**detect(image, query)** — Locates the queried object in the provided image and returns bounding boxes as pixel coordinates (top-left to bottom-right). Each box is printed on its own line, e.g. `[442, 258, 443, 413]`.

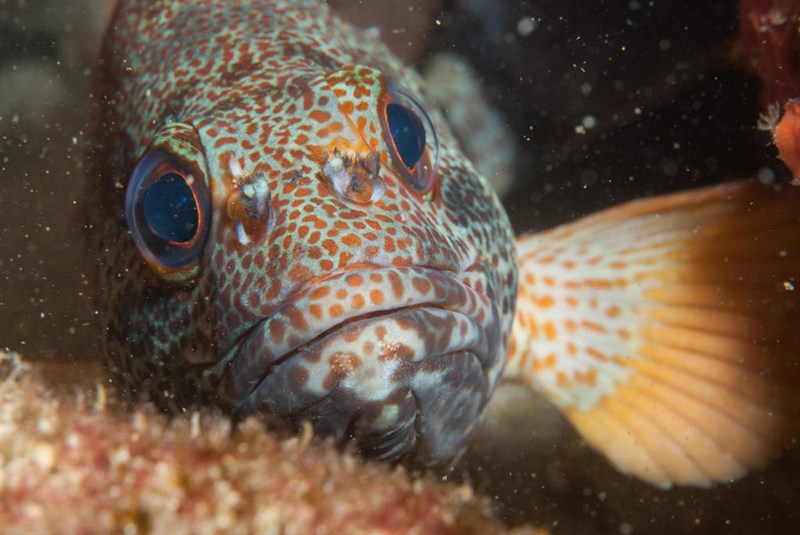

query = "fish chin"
[211, 266, 502, 465]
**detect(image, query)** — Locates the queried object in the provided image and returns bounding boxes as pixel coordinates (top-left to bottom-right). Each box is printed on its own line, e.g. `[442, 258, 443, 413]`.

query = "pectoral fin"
[506, 180, 800, 488]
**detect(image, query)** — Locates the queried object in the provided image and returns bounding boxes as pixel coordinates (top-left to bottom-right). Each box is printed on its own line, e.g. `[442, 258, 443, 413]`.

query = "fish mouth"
[211, 264, 503, 464]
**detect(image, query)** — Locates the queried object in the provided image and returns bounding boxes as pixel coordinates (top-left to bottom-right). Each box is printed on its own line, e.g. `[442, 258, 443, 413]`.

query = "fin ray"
[507, 180, 800, 487]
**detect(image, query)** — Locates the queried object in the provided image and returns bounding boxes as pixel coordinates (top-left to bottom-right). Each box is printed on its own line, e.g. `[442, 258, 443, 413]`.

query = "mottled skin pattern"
[88, 0, 516, 464]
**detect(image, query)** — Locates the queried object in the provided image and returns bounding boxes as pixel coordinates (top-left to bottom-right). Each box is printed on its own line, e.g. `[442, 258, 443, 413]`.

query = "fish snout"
[211, 265, 503, 464]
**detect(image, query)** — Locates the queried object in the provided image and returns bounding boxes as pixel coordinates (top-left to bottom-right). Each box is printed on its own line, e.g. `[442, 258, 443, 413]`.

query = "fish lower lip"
[211, 265, 502, 463]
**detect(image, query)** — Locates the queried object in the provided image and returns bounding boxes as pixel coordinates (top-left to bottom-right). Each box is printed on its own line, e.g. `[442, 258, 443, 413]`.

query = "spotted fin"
[506, 180, 800, 488]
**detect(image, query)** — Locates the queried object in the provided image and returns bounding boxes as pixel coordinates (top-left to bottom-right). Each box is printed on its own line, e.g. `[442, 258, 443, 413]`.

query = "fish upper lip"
[210, 263, 501, 411]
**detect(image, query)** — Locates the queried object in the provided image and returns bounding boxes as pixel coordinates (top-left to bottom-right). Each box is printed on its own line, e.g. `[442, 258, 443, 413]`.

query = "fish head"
[108, 63, 517, 464]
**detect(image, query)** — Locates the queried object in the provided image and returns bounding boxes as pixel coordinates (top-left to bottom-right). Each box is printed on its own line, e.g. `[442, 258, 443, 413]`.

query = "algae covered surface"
[1, 353, 541, 534]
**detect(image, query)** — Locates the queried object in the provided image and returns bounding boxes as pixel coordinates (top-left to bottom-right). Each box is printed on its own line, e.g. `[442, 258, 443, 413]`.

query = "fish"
[87, 0, 800, 488]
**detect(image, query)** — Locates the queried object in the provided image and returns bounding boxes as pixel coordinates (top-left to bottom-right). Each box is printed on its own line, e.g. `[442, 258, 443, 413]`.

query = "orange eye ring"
[125, 150, 211, 276]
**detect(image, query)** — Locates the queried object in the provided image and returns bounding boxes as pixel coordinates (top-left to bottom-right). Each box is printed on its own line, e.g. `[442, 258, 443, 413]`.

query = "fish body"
[90, 0, 800, 485]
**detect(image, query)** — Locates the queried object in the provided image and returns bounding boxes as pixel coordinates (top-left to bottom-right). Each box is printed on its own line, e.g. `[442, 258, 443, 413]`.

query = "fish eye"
[125, 150, 211, 275]
[386, 103, 425, 169]
[382, 83, 439, 192]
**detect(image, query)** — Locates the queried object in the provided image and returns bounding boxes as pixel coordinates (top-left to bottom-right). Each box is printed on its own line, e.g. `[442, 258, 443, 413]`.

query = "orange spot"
[556, 371, 569, 388]
[586, 347, 608, 362]
[336, 288, 347, 299]
[369, 289, 384, 305]
[354, 86, 372, 98]
[309, 110, 331, 123]
[329, 304, 344, 317]
[288, 264, 311, 282]
[286, 307, 308, 331]
[529, 316, 539, 338]
[352, 294, 365, 309]
[524, 272, 536, 285]
[310, 286, 330, 300]
[214, 136, 237, 148]
[542, 276, 556, 287]
[574, 369, 597, 386]
[338, 251, 353, 266]
[309, 304, 323, 319]
[269, 320, 285, 345]
[322, 239, 338, 256]
[606, 305, 622, 318]
[412, 277, 432, 295]
[566, 342, 578, 356]
[617, 328, 632, 340]
[582, 320, 607, 333]
[507, 336, 517, 358]
[388, 271, 404, 299]
[535, 295, 555, 309]
[343, 329, 360, 343]
[342, 233, 361, 248]
[320, 259, 334, 271]
[585, 278, 612, 289]
[544, 353, 557, 367]
[346, 274, 364, 287]
[543, 321, 558, 341]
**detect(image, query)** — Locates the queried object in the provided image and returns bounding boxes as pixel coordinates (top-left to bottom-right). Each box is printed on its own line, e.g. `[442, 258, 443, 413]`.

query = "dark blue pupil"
[143, 172, 198, 243]
[386, 103, 425, 169]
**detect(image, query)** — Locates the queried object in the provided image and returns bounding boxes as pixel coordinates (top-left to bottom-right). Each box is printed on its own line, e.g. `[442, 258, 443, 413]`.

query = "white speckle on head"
[235, 221, 252, 246]
[369, 176, 385, 202]
[323, 155, 349, 193]
[229, 158, 243, 178]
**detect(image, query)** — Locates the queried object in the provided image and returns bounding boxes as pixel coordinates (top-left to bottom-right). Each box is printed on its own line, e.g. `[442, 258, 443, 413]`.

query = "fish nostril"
[324, 148, 385, 204]
[227, 169, 272, 246]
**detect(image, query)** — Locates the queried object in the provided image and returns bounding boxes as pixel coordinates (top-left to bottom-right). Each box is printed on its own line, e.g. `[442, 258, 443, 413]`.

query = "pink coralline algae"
[1, 353, 541, 535]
